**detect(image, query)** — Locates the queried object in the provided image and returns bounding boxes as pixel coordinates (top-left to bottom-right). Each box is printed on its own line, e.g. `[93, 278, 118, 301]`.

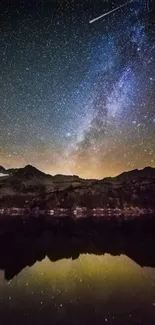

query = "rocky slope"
[0, 165, 155, 211]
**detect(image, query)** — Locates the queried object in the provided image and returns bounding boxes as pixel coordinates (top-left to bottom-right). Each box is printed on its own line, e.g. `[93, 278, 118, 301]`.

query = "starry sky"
[0, 0, 155, 178]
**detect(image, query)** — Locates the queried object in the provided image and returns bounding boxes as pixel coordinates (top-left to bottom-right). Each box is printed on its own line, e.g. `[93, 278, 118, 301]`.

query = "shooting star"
[89, 0, 136, 24]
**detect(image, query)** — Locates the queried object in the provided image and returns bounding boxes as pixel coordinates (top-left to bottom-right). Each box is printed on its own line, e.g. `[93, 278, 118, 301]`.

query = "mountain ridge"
[0, 164, 155, 181]
[0, 164, 155, 211]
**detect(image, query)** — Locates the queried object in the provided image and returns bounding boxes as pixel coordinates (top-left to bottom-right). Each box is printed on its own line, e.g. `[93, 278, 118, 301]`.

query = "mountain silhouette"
[0, 165, 155, 211]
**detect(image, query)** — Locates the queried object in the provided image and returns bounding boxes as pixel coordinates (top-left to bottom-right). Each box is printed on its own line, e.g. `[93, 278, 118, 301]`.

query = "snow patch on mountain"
[0, 173, 9, 177]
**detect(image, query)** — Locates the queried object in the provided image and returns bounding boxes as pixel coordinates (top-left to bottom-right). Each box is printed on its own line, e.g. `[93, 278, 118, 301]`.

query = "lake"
[0, 253, 155, 324]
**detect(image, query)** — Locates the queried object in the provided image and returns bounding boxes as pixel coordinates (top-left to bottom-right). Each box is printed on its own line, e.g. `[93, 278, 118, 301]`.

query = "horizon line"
[0, 164, 154, 180]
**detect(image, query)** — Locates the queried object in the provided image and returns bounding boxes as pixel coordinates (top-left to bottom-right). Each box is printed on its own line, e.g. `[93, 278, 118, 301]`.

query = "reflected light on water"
[0, 254, 155, 324]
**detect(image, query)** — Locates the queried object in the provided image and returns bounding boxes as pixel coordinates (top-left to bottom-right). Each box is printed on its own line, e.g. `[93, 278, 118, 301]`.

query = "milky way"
[0, 0, 155, 178]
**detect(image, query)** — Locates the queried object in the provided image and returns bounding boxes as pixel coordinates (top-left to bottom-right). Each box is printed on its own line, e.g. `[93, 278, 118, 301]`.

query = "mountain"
[12, 164, 49, 179]
[0, 165, 85, 203]
[101, 167, 155, 184]
[0, 164, 84, 183]
[116, 166, 155, 182]
[0, 166, 6, 174]
[0, 165, 155, 212]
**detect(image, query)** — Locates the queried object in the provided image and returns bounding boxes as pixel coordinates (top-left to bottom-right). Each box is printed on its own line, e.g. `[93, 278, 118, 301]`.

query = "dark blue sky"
[0, 0, 155, 178]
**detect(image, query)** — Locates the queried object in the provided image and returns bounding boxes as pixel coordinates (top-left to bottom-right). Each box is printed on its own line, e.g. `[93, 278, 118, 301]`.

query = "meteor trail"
[89, 0, 135, 24]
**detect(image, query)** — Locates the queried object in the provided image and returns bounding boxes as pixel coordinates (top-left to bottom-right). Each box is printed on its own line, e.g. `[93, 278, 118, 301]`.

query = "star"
[0, 0, 154, 178]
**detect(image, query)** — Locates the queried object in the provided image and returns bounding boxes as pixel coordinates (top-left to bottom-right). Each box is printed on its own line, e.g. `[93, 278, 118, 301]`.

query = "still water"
[0, 254, 155, 324]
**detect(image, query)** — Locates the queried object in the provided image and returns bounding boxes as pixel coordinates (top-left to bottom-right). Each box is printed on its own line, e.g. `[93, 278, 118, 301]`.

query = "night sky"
[0, 0, 155, 178]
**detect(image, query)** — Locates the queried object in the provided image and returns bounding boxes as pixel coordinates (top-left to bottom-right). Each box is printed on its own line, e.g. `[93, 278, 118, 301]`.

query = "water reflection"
[0, 254, 155, 325]
[0, 233, 155, 324]
[0, 231, 155, 280]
